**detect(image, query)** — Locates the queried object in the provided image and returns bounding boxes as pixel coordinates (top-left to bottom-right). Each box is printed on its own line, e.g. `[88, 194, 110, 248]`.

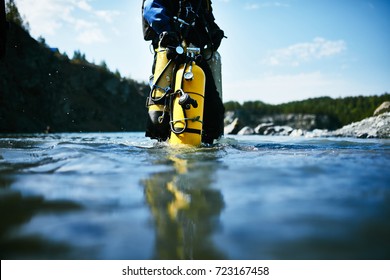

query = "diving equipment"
[146, 43, 175, 140]
[169, 47, 205, 146]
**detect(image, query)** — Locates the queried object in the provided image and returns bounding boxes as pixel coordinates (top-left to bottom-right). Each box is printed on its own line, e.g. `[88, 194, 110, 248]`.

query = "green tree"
[72, 50, 87, 62]
[37, 36, 47, 46]
[114, 69, 121, 79]
[99, 60, 109, 72]
[5, 0, 29, 31]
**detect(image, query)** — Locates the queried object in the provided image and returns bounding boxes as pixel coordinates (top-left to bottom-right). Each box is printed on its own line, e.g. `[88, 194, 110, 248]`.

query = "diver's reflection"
[0, 177, 82, 259]
[143, 152, 225, 259]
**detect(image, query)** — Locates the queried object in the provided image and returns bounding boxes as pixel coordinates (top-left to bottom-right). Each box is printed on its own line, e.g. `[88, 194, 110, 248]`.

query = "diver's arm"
[143, 0, 173, 35]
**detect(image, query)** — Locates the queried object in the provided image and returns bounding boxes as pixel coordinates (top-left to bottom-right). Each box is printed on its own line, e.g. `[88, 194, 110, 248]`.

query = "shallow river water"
[0, 132, 389, 259]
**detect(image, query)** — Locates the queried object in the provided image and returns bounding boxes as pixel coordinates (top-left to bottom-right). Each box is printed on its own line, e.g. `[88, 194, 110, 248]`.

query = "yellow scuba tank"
[146, 44, 175, 140]
[169, 47, 205, 146]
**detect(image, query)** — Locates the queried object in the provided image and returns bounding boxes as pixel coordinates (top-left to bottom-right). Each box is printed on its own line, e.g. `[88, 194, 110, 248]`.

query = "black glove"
[211, 29, 225, 51]
[159, 31, 179, 48]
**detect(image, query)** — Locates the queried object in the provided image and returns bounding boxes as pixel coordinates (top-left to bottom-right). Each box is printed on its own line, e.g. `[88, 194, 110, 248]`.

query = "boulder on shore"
[224, 118, 241, 135]
[374, 101, 390, 116]
[254, 123, 273, 134]
[237, 126, 254, 135]
[329, 112, 390, 138]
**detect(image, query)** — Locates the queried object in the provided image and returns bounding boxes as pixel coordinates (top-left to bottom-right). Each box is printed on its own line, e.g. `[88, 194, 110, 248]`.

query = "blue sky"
[14, 0, 390, 104]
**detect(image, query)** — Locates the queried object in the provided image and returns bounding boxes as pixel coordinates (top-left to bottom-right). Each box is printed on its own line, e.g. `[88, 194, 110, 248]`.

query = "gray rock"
[277, 126, 294, 136]
[254, 123, 274, 134]
[238, 126, 255, 135]
[264, 125, 293, 136]
[224, 111, 236, 126]
[290, 129, 305, 137]
[224, 118, 241, 135]
[374, 101, 390, 116]
[304, 129, 329, 138]
[257, 114, 325, 130]
[329, 112, 390, 138]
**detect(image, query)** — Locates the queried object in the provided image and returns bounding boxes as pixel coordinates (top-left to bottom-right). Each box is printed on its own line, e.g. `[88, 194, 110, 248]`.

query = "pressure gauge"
[184, 72, 194, 81]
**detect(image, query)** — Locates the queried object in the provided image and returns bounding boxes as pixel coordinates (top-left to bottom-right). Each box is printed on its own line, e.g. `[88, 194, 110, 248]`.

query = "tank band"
[184, 128, 202, 135]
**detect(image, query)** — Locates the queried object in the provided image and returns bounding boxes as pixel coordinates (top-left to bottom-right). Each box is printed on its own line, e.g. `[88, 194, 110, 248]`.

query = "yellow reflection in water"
[143, 149, 225, 259]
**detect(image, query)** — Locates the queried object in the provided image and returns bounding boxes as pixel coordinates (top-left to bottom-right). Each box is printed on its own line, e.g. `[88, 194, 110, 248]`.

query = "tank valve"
[179, 92, 198, 109]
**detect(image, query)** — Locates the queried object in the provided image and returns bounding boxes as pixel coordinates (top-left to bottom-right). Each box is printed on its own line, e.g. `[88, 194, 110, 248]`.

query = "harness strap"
[146, 96, 170, 107]
[184, 128, 202, 135]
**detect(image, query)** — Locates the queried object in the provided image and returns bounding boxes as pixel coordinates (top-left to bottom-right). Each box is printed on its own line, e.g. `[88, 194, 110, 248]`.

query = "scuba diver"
[142, 0, 225, 145]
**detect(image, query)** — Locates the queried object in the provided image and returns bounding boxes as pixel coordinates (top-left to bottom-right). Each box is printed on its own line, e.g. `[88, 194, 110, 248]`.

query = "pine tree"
[5, 0, 29, 30]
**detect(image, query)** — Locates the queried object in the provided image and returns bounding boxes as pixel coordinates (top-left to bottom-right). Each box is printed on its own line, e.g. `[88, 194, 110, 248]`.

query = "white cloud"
[77, 28, 107, 44]
[16, 0, 120, 44]
[75, 0, 92, 12]
[94, 10, 120, 23]
[71, 19, 96, 31]
[263, 37, 347, 67]
[16, 0, 74, 35]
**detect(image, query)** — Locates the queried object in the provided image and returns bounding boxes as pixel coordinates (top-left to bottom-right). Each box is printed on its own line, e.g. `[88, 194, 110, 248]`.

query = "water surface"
[0, 133, 389, 259]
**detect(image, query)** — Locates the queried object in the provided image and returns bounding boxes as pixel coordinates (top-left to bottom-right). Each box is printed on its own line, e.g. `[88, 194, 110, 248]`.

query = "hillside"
[0, 23, 149, 133]
[225, 94, 390, 130]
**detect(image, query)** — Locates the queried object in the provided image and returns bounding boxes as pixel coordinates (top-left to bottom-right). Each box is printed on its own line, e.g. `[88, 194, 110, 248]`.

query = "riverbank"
[225, 102, 390, 139]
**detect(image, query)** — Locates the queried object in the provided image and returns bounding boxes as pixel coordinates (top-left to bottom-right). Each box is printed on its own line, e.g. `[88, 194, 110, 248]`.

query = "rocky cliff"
[0, 23, 149, 133]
